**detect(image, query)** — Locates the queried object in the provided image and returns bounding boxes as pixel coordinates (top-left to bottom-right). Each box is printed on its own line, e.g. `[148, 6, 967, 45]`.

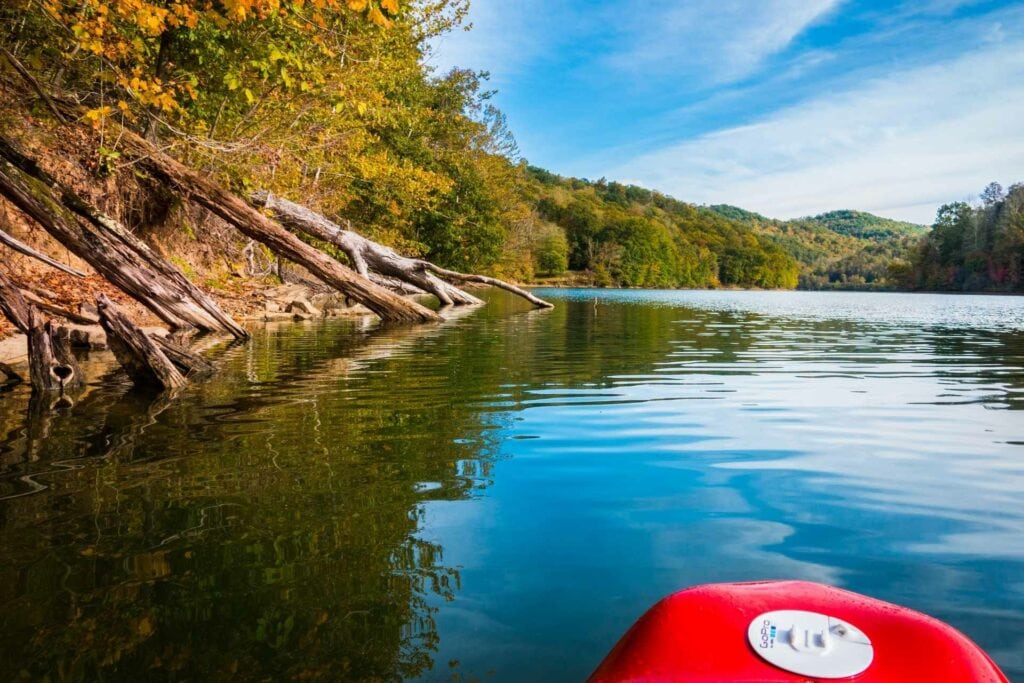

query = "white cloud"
[425, 0, 564, 83]
[608, 0, 843, 83]
[429, 0, 842, 88]
[607, 43, 1024, 223]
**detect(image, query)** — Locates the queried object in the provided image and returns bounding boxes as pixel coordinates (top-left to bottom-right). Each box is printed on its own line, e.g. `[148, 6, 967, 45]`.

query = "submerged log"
[153, 335, 216, 378]
[0, 137, 248, 338]
[96, 293, 185, 391]
[0, 362, 22, 384]
[112, 131, 440, 324]
[251, 192, 553, 309]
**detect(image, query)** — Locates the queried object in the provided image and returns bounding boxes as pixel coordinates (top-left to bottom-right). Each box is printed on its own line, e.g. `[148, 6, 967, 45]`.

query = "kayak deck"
[590, 581, 1008, 682]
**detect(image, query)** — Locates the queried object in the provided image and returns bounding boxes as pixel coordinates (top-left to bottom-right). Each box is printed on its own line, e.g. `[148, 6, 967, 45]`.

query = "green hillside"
[708, 206, 925, 289]
[528, 171, 799, 289]
[811, 210, 927, 240]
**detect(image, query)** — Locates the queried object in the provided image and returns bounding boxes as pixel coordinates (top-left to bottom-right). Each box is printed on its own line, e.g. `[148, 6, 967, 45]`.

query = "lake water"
[1, 289, 1023, 680]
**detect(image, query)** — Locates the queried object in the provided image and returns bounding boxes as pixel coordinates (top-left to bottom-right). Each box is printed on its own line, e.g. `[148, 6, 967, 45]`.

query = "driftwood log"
[96, 293, 185, 391]
[0, 269, 82, 392]
[0, 136, 248, 338]
[109, 130, 441, 324]
[251, 192, 554, 309]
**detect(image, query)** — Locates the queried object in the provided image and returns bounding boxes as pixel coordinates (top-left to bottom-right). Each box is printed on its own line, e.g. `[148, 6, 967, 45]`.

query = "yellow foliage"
[37, 0, 397, 120]
[368, 6, 390, 27]
[83, 106, 113, 127]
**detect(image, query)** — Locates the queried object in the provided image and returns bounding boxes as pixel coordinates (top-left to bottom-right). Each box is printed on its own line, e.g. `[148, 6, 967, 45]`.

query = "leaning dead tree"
[0, 269, 82, 393]
[0, 136, 248, 338]
[251, 192, 554, 309]
[109, 128, 441, 324]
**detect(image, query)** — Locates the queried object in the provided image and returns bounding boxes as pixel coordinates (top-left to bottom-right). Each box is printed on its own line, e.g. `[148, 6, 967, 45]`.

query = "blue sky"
[428, 0, 1024, 223]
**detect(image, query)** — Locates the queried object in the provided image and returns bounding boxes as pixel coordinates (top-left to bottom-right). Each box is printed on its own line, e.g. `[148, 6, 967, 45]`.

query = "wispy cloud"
[607, 42, 1024, 223]
[607, 0, 844, 83]
[425, 0, 567, 83]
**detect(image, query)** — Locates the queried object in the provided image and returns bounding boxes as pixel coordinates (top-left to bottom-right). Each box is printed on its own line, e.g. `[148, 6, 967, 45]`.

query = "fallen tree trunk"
[97, 293, 186, 391]
[111, 132, 441, 324]
[0, 137, 248, 338]
[416, 264, 554, 309]
[251, 192, 482, 307]
[0, 269, 82, 393]
[251, 192, 553, 309]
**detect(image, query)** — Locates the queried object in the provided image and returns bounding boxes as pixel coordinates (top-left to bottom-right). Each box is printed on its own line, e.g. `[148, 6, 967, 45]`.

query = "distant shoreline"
[527, 283, 1024, 297]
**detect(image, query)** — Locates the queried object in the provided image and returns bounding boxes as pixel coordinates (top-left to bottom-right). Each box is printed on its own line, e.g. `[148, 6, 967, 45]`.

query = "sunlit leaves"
[83, 106, 114, 128]
[33, 0, 404, 126]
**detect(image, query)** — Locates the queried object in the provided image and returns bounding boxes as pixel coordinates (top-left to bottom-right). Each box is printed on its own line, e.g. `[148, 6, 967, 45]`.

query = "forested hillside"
[528, 170, 799, 289]
[812, 211, 924, 240]
[710, 206, 925, 289]
[897, 182, 1024, 292]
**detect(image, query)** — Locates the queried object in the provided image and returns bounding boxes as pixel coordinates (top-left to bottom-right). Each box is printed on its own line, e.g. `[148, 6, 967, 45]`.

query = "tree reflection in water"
[0, 314, 495, 681]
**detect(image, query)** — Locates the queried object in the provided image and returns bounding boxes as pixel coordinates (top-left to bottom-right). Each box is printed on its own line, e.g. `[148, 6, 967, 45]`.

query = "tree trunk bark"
[0, 268, 31, 332]
[0, 136, 248, 338]
[111, 132, 440, 324]
[24, 312, 81, 393]
[251, 192, 553, 309]
[0, 269, 81, 393]
[97, 293, 186, 391]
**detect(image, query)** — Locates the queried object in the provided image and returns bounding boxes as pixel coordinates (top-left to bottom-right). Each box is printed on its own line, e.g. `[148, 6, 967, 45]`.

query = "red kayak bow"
[590, 581, 1008, 682]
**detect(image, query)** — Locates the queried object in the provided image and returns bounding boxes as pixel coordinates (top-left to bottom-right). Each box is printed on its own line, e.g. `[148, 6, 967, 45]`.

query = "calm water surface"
[1, 289, 1023, 680]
